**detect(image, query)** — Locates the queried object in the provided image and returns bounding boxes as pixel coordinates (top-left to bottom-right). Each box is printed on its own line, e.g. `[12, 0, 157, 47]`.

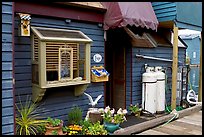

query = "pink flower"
[122, 109, 128, 114]
[111, 119, 115, 123]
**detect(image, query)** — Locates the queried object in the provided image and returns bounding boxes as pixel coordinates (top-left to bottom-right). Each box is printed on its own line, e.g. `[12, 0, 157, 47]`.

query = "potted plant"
[68, 106, 83, 125]
[45, 117, 64, 135]
[99, 106, 127, 133]
[15, 96, 47, 135]
[128, 104, 142, 117]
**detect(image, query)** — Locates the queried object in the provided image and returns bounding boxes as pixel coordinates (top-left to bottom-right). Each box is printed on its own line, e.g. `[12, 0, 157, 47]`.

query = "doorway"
[105, 29, 127, 109]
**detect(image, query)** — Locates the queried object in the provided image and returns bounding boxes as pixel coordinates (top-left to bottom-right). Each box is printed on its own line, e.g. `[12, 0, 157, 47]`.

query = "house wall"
[128, 46, 186, 106]
[184, 37, 200, 65]
[2, 2, 15, 135]
[14, 15, 105, 125]
[176, 2, 202, 29]
[151, 2, 176, 22]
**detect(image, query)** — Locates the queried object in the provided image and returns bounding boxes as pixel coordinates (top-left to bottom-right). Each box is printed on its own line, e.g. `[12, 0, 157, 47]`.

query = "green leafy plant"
[86, 121, 108, 135]
[15, 96, 47, 135]
[68, 106, 83, 125]
[128, 104, 142, 117]
[79, 120, 107, 135]
[46, 117, 62, 127]
[79, 119, 92, 135]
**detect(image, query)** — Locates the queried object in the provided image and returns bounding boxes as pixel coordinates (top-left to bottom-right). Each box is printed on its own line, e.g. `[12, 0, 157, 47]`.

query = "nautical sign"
[93, 54, 102, 63]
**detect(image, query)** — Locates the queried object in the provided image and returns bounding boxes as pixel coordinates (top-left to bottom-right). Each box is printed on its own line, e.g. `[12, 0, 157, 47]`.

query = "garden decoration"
[100, 106, 127, 133]
[84, 92, 102, 108]
[45, 117, 64, 135]
[128, 104, 142, 117]
[84, 92, 103, 123]
[85, 108, 103, 124]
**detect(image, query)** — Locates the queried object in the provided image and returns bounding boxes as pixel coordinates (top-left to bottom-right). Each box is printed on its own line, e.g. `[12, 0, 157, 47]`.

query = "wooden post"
[198, 32, 202, 101]
[171, 24, 178, 110]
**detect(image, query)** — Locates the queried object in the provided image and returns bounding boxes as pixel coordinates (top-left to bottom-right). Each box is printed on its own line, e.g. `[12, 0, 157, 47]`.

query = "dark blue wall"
[126, 46, 186, 107]
[2, 2, 15, 135]
[14, 16, 105, 125]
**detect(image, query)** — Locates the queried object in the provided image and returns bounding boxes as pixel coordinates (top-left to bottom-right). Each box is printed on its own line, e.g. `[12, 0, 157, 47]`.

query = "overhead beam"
[171, 24, 178, 110]
[198, 31, 202, 101]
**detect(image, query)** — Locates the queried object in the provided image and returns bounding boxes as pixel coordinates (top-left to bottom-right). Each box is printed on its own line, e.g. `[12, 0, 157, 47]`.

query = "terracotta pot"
[45, 121, 64, 135]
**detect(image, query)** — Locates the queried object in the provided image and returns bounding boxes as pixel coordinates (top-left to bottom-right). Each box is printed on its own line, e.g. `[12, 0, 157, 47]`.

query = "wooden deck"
[135, 111, 202, 135]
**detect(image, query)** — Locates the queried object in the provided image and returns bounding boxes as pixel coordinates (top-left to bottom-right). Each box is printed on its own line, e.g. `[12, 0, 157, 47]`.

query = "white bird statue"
[84, 92, 102, 108]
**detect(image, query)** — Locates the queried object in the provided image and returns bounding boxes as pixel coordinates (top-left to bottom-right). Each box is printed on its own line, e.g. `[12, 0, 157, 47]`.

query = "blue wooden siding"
[2, 2, 14, 135]
[184, 37, 201, 65]
[176, 2, 202, 31]
[14, 16, 105, 125]
[151, 2, 176, 22]
[127, 46, 186, 106]
[126, 48, 132, 109]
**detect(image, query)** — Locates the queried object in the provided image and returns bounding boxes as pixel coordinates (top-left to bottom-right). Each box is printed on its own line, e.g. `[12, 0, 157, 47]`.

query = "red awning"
[101, 2, 159, 31]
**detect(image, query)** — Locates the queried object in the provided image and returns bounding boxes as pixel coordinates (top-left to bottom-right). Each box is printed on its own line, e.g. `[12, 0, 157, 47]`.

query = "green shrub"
[68, 106, 83, 125]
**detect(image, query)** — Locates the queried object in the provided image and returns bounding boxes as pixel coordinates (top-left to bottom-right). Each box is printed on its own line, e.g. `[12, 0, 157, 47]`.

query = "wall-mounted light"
[65, 19, 71, 24]
[18, 13, 31, 36]
[98, 23, 103, 28]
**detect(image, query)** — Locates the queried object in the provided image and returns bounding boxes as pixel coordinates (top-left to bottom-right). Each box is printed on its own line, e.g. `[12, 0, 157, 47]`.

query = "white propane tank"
[155, 66, 166, 114]
[142, 66, 157, 114]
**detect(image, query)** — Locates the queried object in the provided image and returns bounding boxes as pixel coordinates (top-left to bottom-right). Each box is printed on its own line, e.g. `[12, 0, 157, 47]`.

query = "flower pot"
[89, 111, 103, 124]
[45, 121, 64, 135]
[104, 122, 120, 133]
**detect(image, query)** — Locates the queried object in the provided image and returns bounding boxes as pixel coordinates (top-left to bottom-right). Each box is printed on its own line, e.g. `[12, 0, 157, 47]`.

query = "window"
[31, 27, 92, 102]
[193, 52, 196, 59]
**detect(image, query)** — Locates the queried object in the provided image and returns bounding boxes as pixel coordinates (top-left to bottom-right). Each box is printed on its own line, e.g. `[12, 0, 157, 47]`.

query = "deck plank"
[154, 126, 194, 135]
[137, 129, 169, 135]
[131, 110, 202, 135]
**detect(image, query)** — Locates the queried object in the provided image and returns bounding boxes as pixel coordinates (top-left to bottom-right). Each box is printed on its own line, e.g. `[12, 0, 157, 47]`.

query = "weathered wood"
[171, 121, 202, 131]
[114, 113, 175, 135]
[154, 126, 194, 135]
[137, 129, 169, 135]
[136, 111, 202, 135]
[114, 105, 202, 135]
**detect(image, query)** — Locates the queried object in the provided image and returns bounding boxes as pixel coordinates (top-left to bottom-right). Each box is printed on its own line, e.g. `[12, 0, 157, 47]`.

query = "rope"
[159, 109, 179, 127]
